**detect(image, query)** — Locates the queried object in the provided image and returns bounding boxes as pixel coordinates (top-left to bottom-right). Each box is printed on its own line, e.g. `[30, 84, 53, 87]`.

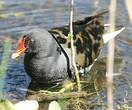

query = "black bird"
[11, 11, 124, 84]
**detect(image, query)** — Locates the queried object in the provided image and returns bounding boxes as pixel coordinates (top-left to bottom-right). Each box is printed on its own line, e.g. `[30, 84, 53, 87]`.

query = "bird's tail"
[102, 27, 125, 44]
[73, 10, 108, 25]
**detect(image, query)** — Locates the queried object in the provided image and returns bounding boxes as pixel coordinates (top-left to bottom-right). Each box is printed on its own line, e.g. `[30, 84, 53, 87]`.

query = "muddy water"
[0, 0, 131, 109]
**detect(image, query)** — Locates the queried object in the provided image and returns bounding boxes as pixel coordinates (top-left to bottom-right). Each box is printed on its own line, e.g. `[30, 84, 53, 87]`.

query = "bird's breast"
[24, 50, 68, 83]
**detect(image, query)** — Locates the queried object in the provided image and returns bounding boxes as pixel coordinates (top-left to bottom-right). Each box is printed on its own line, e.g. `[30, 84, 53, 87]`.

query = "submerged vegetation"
[0, 38, 12, 98]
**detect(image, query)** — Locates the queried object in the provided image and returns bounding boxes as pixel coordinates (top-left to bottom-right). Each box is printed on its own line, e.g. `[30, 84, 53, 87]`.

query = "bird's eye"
[30, 38, 34, 44]
[24, 34, 34, 46]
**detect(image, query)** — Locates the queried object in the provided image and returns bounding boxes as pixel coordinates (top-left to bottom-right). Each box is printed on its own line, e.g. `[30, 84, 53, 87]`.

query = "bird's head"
[11, 34, 35, 59]
[11, 29, 54, 59]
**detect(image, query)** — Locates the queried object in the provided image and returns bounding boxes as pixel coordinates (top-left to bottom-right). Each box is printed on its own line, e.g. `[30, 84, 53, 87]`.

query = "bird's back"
[49, 15, 104, 70]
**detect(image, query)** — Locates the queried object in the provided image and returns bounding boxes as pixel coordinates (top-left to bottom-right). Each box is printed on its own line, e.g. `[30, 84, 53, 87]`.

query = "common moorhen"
[11, 11, 124, 84]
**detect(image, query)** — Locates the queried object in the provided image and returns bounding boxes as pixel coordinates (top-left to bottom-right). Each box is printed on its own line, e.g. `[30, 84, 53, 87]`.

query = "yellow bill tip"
[11, 53, 20, 59]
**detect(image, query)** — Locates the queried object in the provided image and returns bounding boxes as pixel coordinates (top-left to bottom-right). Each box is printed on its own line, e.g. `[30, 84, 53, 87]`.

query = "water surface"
[0, 0, 131, 109]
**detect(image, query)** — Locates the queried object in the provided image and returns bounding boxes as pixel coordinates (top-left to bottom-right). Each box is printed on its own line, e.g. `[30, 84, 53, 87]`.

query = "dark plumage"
[12, 11, 107, 84]
[24, 29, 70, 83]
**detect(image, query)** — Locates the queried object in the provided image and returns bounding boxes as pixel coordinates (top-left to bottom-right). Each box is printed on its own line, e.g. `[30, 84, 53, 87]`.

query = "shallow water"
[0, 0, 132, 109]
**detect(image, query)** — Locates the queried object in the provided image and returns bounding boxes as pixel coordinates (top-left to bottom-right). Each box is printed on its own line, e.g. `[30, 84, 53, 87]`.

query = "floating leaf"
[14, 100, 39, 110]
[0, 99, 15, 110]
[48, 101, 61, 110]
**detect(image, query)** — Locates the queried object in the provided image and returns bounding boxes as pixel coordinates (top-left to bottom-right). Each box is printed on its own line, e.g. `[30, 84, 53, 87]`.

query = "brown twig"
[27, 91, 95, 102]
